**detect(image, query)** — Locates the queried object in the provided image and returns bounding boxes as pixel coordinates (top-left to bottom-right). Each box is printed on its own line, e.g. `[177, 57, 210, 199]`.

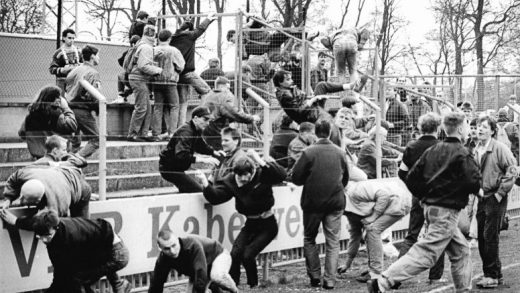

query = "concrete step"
[0, 139, 263, 164]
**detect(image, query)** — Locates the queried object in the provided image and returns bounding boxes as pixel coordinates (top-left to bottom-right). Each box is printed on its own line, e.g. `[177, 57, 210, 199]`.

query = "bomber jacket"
[128, 36, 163, 81]
[153, 43, 185, 84]
[406, 137, 481, 210]
[275, 86, 319, 124]
[203, 161, 286, 216]
[170, 19, 213, 74]
[148, 235, 224, 293]
[474, 138, 516, 198]
[292, 138, 349, 212]
[159, 121, 214, 172]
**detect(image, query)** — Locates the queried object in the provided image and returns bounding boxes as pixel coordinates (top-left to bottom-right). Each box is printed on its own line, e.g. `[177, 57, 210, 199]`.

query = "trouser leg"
[303, 212, 323, 280]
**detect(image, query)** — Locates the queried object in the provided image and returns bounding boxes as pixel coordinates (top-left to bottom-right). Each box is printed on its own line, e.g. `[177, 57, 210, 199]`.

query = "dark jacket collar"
[444, 137, 462, 143]
[315, 138, 332, 145]
[419, 135, 437, 141]
[189, 120, 201, 134]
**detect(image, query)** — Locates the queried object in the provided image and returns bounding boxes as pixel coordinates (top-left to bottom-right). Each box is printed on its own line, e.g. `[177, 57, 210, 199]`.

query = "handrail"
[242, 86, 271, 155]
[79, 80, 107, 201]
[156, 12, 239, 19]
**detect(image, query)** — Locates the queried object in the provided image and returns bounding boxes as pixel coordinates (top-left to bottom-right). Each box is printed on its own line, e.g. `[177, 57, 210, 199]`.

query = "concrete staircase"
[0, 139, 262, 199]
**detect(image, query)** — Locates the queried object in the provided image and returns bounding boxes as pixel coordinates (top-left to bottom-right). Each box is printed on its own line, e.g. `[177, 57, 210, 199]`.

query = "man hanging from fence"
[49, 28, 83, 93]
[129, 10, 149, 39]
[170, 13, 216, 126]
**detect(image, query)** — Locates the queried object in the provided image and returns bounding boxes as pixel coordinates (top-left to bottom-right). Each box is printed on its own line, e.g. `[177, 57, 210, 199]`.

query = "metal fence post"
[496, 75, 500, 110]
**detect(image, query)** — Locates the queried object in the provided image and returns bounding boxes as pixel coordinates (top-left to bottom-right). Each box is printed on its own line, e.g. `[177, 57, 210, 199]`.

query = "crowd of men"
[2, 8, 520, 293]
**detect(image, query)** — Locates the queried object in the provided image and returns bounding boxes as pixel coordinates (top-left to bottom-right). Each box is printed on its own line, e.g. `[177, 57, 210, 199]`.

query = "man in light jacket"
[338, 179, 411, 281]
[127, 25, 163, 142]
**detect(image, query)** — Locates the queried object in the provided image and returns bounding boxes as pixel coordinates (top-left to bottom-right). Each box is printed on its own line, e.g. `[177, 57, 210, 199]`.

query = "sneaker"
[367, 279, 382, 293]
[356, 271, 371, 283]
[352, 74, 369, 93]
[111, 96, 127, 104]
[310, 278, 321, 287]
[322, 281, 334, 290]
[429, 278, 448, 285]
[157, 132, 171, 141]
[476, 277, 498, 288]
[337, 264, 349, 274]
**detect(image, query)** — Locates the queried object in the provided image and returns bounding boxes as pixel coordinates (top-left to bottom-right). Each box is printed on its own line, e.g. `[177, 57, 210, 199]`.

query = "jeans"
[303, 210, 343, 286]
[345, 212, 402, 278]
[399, 196, 445, 280]
[477, 195, 508, 279]
[69, 179, 91, 219]
[230, 215, 278, 287]
[380, 204, 472, 292]
[70, 108, 99, 158]
[185, 250, 238, 293]
[159, 165, 202, 193]
[152, 83, 180, 136]
[177, 72, 210, 126]
[128, 79, 152, 138]
[117, 72, 132, 97]
[333, 37, 358, 81]
[74, 241, 130, 292]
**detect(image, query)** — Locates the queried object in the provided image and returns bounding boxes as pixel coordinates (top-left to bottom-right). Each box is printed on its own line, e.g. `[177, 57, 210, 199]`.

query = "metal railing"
[79, 79, 107, 201]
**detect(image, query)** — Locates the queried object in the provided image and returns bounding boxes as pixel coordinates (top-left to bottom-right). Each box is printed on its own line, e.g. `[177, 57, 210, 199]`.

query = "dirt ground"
[165, 218, 520, 293]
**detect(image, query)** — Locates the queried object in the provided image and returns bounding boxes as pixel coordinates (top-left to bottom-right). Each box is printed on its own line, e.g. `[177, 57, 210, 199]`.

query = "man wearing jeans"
[292, 120, 349, 290]
[473, 115, 516, 288]
[338, 179, 411, 281]
[127, 25, 163, 142]
[367, 112, 481, 293]
[170, 14, 216, 126]
[32, 209, 131, 293]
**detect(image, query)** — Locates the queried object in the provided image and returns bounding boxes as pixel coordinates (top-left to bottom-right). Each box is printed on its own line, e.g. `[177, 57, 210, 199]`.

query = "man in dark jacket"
[270, 114, 299, 168]
[385, 86, 410, 147]
[32, 209, 131, 293]
[128, 10, 149, 39]
[292, 120, 349, 290]
[396, 112, 445, 286]
[368, 112, 481, 293]
[159, 106, 224, 193]
[149, 230, 238, 293]
[170, 14, 215, 126]
[196, 149, 286, 288]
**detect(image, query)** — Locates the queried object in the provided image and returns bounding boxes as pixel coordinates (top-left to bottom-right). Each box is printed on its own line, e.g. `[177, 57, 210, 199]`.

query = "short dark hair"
[233, 156, 255, 175]
[443, 112, 466, 135]
[137, 11, 149, 20]
[299, 122, 315, 134]
[226, 30, 236, 42]
[158, 29, 172, 42]
[418, 112, 441, 134]
[130, 34, 141, 45]
[280, 114, 294, 127]
[45, 135, 66, 153]
[315, 120, 331, 138]
[82, 45, 99, 61]
[33, 209, 60, 236]
[272, 70, 290, 87]
[478, 115, 498, 137]
[470, 117, 478, 126]
[221, 127, 241, 146]
[61, 28, 75, 38]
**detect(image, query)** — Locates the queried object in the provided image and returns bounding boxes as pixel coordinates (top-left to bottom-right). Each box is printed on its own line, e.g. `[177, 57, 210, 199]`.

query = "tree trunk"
[474, 0, 485, 111]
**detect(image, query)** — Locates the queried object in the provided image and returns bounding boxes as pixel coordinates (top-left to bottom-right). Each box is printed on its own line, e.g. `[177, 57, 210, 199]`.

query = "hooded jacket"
[128, 36, 163, 81]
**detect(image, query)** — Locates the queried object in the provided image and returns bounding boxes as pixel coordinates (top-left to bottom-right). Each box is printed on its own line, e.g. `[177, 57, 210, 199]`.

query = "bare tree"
[167, 0, 202, 25]
[465, 0, 520, 110]
[83, 0, 126, 41]
[268, 0, 313, 27]
[337, 0, 366, 29]
[375, 0, 407, 75]
[0, 0, 43, 34]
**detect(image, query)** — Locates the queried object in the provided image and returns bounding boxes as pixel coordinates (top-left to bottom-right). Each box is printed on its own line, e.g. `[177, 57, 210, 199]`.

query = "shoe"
[157, 132, 171, 141]
[367, 279, 382, 293]
[146, 136, 161, 142]
[337, 264, 349, 274]
[428, 278, 448, 285]
[476, 277, 498, 288]
[322, 282, 334, 290]
[310, 278, 321, 287]
[352, 74, 369, 93]
[127, 136, 146, 142]
[356, 271, 371, 283]
[111, 96, 127, 104]
[498, 277, 504, 285]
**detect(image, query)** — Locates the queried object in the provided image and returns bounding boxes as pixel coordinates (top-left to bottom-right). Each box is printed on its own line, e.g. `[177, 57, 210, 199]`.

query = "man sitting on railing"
[202, 76, 260, 150]
[357, 127, 402, 179]
[200, 58, 225, 89]
[159, 106, 224, 193]
[66, 45, 101, 158]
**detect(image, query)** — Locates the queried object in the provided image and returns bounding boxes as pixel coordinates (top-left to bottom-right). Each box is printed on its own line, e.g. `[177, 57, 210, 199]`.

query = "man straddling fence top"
[473, 115, 516, 288]
[338, 179, 411, 281]
[170, 13, 216, 126]
[65, 45, 101, 158]
[149, 230, 238, 293]
[202, 76, 260, 150]
[0, 163, 91, 230]
[49, 28, 83, 93]
[159, 106, 224, 193]
[320, 27, 369, 85]
[292, 120, 350, 290]
[367, 112, 481, 293]
[128, 10, 149, 39]
[127, 25, 163, 142]
[32, 209, 131, 293]
[195, 149, 287, 288]
[396, 112, 446, 286]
